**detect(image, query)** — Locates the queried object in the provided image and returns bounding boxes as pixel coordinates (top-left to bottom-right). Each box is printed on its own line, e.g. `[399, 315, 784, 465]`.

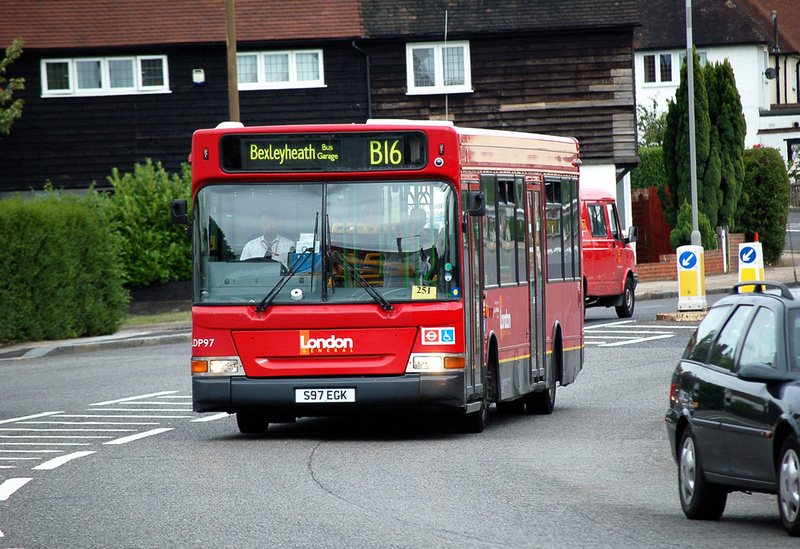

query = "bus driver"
[240, 212, 295, 265]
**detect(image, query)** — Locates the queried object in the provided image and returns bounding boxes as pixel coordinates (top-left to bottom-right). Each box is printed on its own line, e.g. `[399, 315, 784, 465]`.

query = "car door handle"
[724, 390, 732, 405]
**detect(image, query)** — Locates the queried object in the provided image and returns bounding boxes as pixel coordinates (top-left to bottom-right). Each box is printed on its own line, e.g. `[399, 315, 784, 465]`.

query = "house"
[1, 0, 639, 225]
[635, 0, 800, 164]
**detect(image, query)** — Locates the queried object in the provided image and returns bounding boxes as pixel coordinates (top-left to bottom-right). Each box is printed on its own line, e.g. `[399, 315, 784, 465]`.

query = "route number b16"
[369, 139, 402, 166]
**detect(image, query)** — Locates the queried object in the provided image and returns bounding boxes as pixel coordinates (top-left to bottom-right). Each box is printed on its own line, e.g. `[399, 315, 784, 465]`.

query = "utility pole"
[686, 0, 700, 246]
[225, 0, 240, 122]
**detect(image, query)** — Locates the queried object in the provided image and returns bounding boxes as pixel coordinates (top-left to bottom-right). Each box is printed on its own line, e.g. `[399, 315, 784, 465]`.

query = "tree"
[0, 38, 25, 137]
[705, 59, 746, 230]
[637, 98, 668, 148]
[631, 146, 667, 190]
[661, 50, 722, 242]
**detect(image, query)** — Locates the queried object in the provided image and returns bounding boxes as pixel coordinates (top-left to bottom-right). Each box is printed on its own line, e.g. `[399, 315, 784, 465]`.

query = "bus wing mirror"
[170, 199, 189, 225]
[625, 225, 638, 244]
[466, 190, 486, 217]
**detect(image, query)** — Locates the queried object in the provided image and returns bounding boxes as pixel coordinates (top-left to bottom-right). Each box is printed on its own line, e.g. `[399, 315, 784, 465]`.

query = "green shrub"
[670, 200, 717, 250]
[0, 192, 129, 344]
[738, 147, 789, 264]
[106, 159, 192, 287]
[631, 146, 666, 190]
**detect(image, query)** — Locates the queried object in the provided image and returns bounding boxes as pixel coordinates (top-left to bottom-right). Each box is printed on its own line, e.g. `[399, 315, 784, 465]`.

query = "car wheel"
[236, 411, 269, 434]
[778, 436, 800, 536]
[678, 427, 727, 520]
[615, 277, 635, 318]
[525, 385, 556, 415]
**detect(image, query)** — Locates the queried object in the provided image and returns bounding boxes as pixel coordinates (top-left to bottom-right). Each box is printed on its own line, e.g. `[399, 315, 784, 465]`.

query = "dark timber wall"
[0, 42, 368, 192]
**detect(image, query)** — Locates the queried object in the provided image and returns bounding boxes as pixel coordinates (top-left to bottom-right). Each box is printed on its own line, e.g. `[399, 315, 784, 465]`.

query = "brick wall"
[636, 233, 745, 281]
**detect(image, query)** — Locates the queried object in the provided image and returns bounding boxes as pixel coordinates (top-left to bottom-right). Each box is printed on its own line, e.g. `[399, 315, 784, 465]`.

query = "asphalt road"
[0, 333, 798, 548]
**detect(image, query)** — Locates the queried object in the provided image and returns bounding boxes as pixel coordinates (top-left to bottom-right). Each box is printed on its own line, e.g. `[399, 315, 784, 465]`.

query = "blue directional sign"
[739, 245, 756, 264]
[679, 250, 697, 270]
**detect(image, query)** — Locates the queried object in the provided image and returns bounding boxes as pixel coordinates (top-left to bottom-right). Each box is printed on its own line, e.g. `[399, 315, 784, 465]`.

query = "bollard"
[676, 245, 707, 311]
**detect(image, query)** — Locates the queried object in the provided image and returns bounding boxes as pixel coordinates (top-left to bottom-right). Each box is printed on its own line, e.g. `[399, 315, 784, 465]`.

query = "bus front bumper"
[192, 373, 467, 415]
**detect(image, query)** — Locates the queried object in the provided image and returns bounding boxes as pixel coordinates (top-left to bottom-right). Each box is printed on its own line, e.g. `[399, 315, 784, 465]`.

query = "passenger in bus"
[240, 212, 295, 265]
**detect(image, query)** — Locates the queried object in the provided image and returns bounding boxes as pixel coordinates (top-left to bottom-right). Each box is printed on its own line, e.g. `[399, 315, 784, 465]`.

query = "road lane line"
[0, 411, 64, 425]
[33, 451, 96, 470]
[0, 478, 32, 501]
[90, 391, 178, 406]
[104, 428, 173, 445]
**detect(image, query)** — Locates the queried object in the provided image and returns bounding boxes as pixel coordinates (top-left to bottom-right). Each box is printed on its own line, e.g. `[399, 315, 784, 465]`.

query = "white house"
[635, 0, 800, 166]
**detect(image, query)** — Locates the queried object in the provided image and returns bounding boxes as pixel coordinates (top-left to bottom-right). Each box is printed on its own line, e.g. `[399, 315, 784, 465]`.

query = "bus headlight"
[191, 357, 244, 376]
[406, 354, 465, 373]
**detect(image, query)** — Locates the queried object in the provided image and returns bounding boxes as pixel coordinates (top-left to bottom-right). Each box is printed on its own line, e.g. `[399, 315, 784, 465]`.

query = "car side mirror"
[625, 225, 638, 245]
[170, 199, 189, 225]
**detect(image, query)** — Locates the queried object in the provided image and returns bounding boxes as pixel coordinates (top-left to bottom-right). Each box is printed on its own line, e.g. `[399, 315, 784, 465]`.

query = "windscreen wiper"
[329, 250, 393, 311]
[255, 252, 311, 313]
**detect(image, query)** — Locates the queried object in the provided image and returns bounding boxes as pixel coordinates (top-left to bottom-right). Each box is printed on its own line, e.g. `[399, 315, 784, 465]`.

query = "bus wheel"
[236, 411, 269, 434]
[525, 385, 556, 415]
[459, 400, 488, 434]
[615, 277, 635, 318]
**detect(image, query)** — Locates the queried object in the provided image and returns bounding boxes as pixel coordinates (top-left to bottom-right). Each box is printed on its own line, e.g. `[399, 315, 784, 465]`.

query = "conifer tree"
[660, 50, 721, 247]
[705, 59, 746, 230]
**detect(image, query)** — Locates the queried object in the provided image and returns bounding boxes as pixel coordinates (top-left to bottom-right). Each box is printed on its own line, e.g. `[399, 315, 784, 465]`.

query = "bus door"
[462, 189, 484, 402]
[527, 189, 545, 383]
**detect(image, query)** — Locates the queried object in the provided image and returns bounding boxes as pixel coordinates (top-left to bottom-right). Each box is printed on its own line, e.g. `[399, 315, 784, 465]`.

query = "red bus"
[171, 121, 583, 434]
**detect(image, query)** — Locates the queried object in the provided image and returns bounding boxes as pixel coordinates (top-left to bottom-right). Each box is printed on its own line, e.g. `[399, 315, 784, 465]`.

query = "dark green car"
[666, 281, 800, 536]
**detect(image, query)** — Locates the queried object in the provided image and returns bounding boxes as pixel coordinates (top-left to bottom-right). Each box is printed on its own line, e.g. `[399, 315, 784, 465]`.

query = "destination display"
[220, 132, 427, 172]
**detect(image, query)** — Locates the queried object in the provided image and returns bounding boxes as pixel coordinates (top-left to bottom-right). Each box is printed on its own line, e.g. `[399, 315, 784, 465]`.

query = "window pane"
[442, 45, 465, 86]
[46, 62, 70, 90]
[643, 55, 656, 83]
[739, 307, 778, 369]
[141, 58, 164, 87]
[264, 53, 289, 82]
[412, 48, 435, 87]
[685, 305, 731, 361]
[708, 305, 753, 371]
[295, 52, 320, 82]
[659, 54, 672, 82]
[237, 54, 258, 84]
[109, 59, 134, 88]
[76, 60, 102, 89]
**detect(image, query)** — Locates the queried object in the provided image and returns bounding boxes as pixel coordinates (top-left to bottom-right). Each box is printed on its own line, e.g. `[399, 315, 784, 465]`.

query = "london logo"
[299, 331, 354, 354]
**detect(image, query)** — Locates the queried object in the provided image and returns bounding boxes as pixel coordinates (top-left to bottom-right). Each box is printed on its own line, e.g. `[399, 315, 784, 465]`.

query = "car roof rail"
[731, 280, 795, 299]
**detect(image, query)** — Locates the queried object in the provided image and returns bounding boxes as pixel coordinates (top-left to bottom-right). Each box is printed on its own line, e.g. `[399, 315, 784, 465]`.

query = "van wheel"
[615, 278, 635, 318]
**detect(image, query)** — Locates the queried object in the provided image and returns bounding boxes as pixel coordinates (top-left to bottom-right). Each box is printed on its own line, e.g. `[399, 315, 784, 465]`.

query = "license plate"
[295, 388, 355, 403]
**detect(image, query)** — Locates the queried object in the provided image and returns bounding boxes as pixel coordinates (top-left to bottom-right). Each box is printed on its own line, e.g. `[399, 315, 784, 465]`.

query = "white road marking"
[104, 427, 173, 445]
[192, 412, 230, 422]
[33, 451, 96, 471]
[0, 411, 64, 425]
[89, 391, 178, 406]
[0, 478, 32, 501]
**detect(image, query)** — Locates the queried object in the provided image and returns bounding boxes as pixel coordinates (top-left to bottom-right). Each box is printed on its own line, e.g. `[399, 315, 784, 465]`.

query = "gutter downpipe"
[352, 41, 373, 120]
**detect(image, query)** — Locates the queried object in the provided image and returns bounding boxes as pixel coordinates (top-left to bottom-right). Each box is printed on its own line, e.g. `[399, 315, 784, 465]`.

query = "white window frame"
[237, 49, 326, 91]
[406, 41, 473, 95]
[41, 55, 170, 97]
[642, 52, 674, 85]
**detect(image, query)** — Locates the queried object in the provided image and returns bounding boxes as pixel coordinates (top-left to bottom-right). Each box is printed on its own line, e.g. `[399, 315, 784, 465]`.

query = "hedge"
[0, 192, 129, 344]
